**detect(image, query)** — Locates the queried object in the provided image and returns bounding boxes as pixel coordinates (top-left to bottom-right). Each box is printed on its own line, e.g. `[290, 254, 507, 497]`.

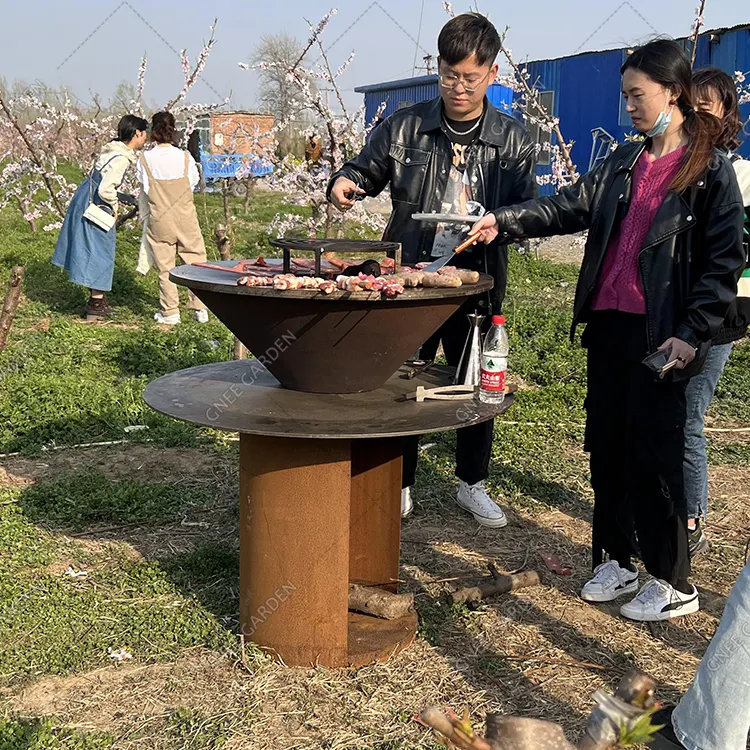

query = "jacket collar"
[614, 139, 648, 173]
[418, 96, 506, 146]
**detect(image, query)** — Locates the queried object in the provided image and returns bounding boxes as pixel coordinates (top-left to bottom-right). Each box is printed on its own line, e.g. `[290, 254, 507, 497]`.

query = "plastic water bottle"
[479, 315, 509, 405]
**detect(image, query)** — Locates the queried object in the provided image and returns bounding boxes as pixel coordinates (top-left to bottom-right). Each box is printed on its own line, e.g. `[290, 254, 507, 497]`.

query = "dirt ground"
[2, 439, 749, 748]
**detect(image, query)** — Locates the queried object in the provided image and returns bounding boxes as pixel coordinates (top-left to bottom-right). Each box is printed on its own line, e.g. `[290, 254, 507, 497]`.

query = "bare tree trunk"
[243, 176, 254, 214]
[233, 339, 247, 360]
[222, 178, 231, 227]
[16, 197, 37, 232]
[116, 206, 138, 230]
[324, 202, 335, 238]
[0, 266, 25, 353]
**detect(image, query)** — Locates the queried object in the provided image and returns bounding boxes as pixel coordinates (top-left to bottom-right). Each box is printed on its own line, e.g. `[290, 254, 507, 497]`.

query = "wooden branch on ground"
[421, 668, 658, 750]
[451, 565, 541, 604]
[348, 584, 414, 620]
[0, 266, 25, 353]
[420, 708, 492, 750]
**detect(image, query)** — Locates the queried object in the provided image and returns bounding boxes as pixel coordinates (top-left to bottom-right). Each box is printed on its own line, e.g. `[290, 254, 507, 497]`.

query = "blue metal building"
[524, 23, 750, 192]
[354, 24, 750, 195]
[355, 74, 514, 123]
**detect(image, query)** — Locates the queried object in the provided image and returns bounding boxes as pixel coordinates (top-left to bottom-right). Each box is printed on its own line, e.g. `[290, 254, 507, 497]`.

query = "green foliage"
[20, 472, 218, 528]
[617, 708, 665, 747]
[164, 708, 231, 749]
[0, 718, 113, 750]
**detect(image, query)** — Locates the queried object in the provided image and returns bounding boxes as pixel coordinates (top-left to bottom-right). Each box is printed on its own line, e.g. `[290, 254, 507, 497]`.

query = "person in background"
[52, 114, 148, 321]
[682, 67, 750, 556]
[471, 39, 745, 620]
[305, 134, 322, 169]
[137, 111, 208, 325]
[328, 12, 536, 527]
[649, 556, 750, 749]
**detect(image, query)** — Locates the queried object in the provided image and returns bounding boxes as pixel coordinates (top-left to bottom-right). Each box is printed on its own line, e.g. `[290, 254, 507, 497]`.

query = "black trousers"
[402, 299, 494, 488]
[584, 312, 691, 587]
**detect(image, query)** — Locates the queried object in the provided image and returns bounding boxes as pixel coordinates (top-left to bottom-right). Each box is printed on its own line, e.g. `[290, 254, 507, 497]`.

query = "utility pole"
[414, 54, 435, 76]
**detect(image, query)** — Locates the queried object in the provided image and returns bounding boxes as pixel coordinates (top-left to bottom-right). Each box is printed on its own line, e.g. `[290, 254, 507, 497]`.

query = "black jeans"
[584, 311, 691, 587]
[402, 299, 494, 488]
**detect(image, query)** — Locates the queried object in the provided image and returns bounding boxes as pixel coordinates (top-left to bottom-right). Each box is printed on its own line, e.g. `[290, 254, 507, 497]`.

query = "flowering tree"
[442, 2, 578, 192]
[0, 20, 224, 234]
[241, 9, 386, 240]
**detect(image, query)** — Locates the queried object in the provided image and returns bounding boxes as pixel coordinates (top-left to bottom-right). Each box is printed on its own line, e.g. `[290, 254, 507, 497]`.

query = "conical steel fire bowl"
[169, 262, 493, 394]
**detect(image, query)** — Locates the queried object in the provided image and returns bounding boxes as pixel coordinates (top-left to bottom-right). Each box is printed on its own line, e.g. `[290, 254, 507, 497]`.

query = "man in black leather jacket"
[328, 12, 536, 527]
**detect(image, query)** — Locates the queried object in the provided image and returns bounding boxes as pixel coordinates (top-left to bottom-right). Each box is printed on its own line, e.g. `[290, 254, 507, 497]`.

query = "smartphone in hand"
[642, 350, 679, 376]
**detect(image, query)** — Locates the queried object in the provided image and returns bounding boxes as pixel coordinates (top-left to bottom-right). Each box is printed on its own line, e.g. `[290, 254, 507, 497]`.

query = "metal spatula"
[422, 230, 482, 273]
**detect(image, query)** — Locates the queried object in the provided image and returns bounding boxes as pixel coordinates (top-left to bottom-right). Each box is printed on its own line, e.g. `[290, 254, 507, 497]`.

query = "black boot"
[85, 296, 110, 322]
[648, 707, 686, 748]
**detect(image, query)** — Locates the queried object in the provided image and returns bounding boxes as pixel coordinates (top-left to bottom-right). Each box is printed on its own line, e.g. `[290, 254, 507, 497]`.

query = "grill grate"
[269, 239, 401, 276]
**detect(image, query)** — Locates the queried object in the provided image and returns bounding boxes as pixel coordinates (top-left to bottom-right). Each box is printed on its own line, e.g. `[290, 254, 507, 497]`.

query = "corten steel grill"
[143, 246, 512, 668]
[170, 260, 493, 394]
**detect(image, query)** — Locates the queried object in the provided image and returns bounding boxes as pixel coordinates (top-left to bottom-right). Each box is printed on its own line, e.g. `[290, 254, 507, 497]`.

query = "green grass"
[19, 472, 219, 529]
[1, 190, 747, 746]
[0, 718, 113, 750]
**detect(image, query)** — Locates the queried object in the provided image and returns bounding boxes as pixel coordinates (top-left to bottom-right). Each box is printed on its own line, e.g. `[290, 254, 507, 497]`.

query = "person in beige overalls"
[137, 111, 208, 325]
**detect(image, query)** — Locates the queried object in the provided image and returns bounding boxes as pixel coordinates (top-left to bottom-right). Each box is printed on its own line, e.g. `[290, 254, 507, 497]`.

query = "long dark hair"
[150, 111, 176, 144]
[622, 39, 722, 192]
[116, 114, 148, 143]
[693, 67, 742, 151]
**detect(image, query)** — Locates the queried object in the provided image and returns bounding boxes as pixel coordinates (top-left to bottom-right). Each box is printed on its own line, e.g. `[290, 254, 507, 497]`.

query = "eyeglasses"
[438, 70, 492, 95]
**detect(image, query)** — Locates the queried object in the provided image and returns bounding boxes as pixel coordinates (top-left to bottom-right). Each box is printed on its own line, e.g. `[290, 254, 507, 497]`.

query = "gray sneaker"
[688, 521, 710, 558]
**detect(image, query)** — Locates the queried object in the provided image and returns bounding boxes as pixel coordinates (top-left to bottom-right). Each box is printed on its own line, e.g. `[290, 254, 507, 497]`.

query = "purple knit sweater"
[592, 146, 686, 314]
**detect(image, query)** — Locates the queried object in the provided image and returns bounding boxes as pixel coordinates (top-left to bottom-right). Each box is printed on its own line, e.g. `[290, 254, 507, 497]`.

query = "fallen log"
[0, 266, 24, 353]
[420, 668, 659, 750]
[451, 566, 541, 605]
[348, 584, 414, 620]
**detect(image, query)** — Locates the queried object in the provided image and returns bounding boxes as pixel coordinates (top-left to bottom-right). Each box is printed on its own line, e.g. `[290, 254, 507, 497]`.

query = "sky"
[0, 0, 746, 114]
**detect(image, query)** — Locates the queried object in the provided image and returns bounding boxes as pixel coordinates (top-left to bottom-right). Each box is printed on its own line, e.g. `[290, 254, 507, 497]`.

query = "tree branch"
[499, 27, 577, 183]
[0, 92, 65, 217]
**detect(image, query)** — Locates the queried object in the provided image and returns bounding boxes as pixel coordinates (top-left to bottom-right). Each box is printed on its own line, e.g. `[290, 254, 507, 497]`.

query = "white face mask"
[646, 93, 674, 137]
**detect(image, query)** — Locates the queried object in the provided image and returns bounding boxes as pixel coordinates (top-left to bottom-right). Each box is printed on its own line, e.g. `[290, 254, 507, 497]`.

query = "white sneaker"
[401, 487, 413, 518]
[154, 312, 181, 325]
[456, 480, 507, 528]
[581, 560, 639, 603]
[192, 309, 209, 323]
[620, 579, 700, 622]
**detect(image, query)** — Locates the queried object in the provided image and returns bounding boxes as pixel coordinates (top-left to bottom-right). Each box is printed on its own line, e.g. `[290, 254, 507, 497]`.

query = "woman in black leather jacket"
[472, 40, 745, 622]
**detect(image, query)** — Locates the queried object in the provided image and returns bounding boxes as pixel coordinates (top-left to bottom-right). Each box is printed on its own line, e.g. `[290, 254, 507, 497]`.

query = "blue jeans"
[672, 556, 750, 750]
[683, 343, 733, 519]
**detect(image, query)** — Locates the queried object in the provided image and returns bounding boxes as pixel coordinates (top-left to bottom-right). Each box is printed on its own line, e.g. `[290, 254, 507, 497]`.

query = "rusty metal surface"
[169, 264, 493, 393]
[169, 263, 492, 301]
[143, 360, 513, 439]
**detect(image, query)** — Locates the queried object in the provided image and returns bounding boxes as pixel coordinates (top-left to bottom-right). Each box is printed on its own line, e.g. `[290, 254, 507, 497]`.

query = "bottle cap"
[492, 315, 505, 325]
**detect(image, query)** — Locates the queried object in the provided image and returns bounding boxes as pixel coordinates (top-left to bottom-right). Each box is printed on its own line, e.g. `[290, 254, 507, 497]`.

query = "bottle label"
[480, 354, 507, 392]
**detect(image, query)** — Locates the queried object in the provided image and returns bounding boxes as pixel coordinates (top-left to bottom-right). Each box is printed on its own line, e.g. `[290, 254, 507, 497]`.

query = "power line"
[412, 0, 426, 76]
[574, 0, 660, 54]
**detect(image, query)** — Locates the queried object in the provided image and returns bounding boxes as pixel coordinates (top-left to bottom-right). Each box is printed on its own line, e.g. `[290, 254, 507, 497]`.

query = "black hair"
[622, 38, 722, 192]
[116, 114, 148, 143]
[150, 111, 176, 145]
[693, 67, 742, 151]
[438, 12, 501, 68]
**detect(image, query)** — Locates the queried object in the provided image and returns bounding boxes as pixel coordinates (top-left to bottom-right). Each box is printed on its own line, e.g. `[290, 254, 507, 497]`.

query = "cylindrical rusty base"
[239, 434, 416, 668]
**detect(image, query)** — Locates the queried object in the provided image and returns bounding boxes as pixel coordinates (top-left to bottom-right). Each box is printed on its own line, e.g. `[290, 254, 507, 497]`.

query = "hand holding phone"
[642, 350, 680, 377]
